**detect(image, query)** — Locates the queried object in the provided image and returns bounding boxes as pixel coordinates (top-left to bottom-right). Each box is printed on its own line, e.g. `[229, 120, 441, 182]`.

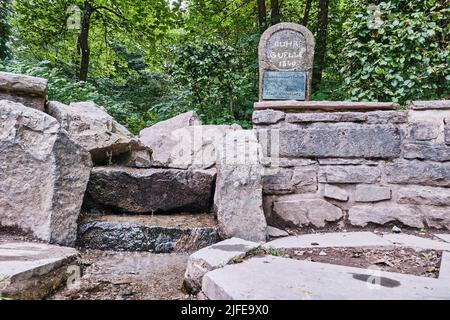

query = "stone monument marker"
[259, 23, 315, 101]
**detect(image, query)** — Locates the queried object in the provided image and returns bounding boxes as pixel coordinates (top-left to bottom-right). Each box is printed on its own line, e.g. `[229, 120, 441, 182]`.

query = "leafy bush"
[0, 59, 172, 134]
[340, 0, 449, 103]
[161, 37, 260, 128]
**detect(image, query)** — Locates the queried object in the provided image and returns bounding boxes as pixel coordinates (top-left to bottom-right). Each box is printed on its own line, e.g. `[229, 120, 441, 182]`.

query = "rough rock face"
[77, 214, 220, 253]
[272, 198, 343, 228]
[349, 204, 424, 228]
[48, 101, 151, 165]
[85, 166, 216, 213]
[139, 111, 201, 168]
[214, 131, 267, 242]
[279, 124, 401, 159]
[0, 72, 48, 111]
[0, 100, 92, 246]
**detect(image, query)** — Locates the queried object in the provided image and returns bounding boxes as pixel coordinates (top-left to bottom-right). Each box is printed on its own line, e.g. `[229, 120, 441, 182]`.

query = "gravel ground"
[285, 247, 442, 278]
[50, 250, 193, 300]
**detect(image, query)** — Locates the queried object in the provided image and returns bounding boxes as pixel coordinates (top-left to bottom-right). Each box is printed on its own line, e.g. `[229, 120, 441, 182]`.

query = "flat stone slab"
[382, 234, 450, 251]
[184, 238, 260, 293]
[254, 101, 399, 112]
[0, 242, 78, 299]
[77, 213, 220, 253]
[264, 232, 394, 250]
[202, 255, 450, 300]
[435, 234, 450, 243]
[439, 252, 450, 281]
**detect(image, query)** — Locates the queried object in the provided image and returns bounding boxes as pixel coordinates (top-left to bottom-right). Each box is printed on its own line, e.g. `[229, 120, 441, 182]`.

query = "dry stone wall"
[254, 100, 450, 231]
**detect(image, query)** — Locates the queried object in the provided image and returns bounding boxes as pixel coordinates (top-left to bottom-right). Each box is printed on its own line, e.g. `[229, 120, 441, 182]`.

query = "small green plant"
[264, 247, 284, 257]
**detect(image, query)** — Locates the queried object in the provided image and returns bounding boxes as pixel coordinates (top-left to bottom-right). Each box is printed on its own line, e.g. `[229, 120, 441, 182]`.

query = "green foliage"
[340, 0, 450, 103]
[0, 59, 168, 134]
[159, 38, 259, 128]
[0, 0, 12, 59]
[2, 0, 448, 132]
[264, 247, 285, 257]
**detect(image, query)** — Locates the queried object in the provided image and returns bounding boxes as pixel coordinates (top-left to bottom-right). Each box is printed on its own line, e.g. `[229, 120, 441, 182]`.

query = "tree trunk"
[257, 0, 267, 30]
[270, 0, 280, 25]
[77, 1, 92, 82]
[302, 0, 313, 27]
[313, 0, 329, 87]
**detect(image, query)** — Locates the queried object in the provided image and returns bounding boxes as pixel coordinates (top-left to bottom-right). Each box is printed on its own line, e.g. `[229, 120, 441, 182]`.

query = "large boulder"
[214, 130, 267, 242]
[139, 111, 201, 168]
[0, 100, 92, 246]
[85, 166, 216, 214]
[0, 72, 48, 111]
[48, 101, 151, 165]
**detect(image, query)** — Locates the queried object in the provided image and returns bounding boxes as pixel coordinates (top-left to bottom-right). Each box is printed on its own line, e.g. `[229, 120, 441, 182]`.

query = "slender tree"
[270, 0, 280, 25]
[302, 0, 313, 27]
[257, 0, 267, 30]
[313, 0, 329, 86]
[0, 0, 11, 60]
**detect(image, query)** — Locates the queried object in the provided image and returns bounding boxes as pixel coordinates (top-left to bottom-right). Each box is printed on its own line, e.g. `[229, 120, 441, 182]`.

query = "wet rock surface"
[77, 214, 220, 253]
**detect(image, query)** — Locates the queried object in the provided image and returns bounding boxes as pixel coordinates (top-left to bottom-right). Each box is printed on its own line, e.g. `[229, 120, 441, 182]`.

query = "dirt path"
[50, 250, 192, 300]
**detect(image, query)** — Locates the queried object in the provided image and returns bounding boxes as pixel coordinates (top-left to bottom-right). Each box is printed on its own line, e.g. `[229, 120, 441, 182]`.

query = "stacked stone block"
[254, 101, 450, 231]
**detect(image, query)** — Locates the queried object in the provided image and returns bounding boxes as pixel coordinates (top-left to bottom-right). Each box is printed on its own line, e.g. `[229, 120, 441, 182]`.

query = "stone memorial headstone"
[259, 23, 315, 101]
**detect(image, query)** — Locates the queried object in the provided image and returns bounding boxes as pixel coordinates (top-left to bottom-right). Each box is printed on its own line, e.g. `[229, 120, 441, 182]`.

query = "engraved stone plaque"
[266, 30, 307, 70]
[258, 23, 315, 101]
[263, 71, 306, 100]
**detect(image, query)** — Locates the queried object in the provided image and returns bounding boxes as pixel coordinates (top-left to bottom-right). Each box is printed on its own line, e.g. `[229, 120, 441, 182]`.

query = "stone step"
[0, 242, 78, 299]
[202, 255, 450, 300]
[77, 213, 220, 253]
[84, 166, 216, 214]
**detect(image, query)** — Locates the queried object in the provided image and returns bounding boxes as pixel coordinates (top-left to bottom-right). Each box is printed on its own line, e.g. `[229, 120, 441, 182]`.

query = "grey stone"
[262, 166, 317, 195]
[254, 101, 399, 112]
[349, 204, 424, 228]
[0, 100, 92, 246]
[252, 109, 285, 125]
[285, 112, 367, 123]
[409, 100, 450, 110]
[354, 185, 391, 202]
[86, 166, 216, 213]
[439, 252, 450, 281]
[48, 101, 150, 164]
[0, 72, 48, 111]
[392, 226, 402, 233]
[0, 242, 78, 299]
[444, 118, 450, 145]
[138, 111, 201, 168]
[366, 111, 408, 124]
[409, 122, 440, 140]
[435, 234, 450, 243]
[264, 232, 394, 249]
[214, 130, 267, 242]
[318, 158, 378, 166]
[423, 207, 450, 230]
[267, 226, 289, 238]
[382, 234, 450, 251]
[403, 142, 450, 162]
[202, 255, 450, 300]
[183, 125, 242, 169]
[319, 165, 381, 184]
[184, 238, 260, 293]
[77, 214, 220, 253]
[385, 160, 450, 187]
[272, 199, 343, 228]
[397, 186, 450, 206]
[279, 124, 401, 159]
[259, 23, 315, 101]
[323, 184, 349, 201]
